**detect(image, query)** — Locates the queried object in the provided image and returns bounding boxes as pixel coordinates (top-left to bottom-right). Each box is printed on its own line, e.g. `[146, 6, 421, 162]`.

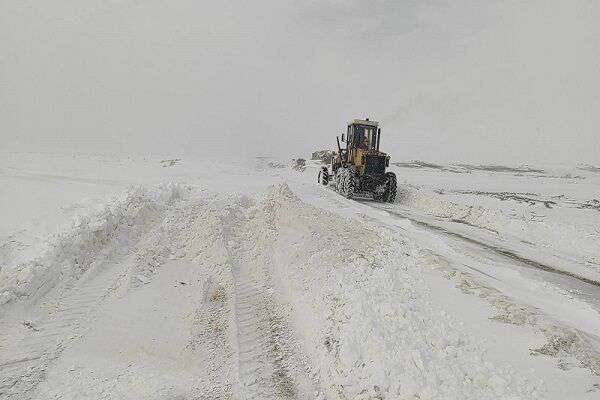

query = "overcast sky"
[2, 0, 599, 164]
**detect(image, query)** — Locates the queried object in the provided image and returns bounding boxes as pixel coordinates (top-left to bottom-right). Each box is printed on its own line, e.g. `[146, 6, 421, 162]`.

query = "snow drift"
[0, 183, 188, 305]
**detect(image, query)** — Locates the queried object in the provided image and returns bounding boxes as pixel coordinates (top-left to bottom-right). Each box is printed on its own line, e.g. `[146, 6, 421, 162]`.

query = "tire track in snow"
[314, 187, 600, 376]
[231, 266, 297, 399]
[353, 200, 600, 374]
[221, 199, 321, 400]
[0, 265, 123, 399]
[366, 203, 600, 291]
[0, 184, 187, 398]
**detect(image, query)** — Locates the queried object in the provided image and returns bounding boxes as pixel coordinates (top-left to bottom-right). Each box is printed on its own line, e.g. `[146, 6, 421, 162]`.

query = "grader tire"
[319, 168, 329, 185]
[383, 172, 397, 203]
[333, 170, 342, 193]
[340, 168, 355, 199]
[346, 174, 356, 199]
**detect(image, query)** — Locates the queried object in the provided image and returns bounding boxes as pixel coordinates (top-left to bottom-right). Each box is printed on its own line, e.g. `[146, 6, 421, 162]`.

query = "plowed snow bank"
[0, 183, 188, 305]
[264, 184, 543, 399]
[399, 185, 600, 277]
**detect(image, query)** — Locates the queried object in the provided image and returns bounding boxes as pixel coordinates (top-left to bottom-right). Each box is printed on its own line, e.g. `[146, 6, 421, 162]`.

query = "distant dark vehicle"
[318, 118, 396, 202]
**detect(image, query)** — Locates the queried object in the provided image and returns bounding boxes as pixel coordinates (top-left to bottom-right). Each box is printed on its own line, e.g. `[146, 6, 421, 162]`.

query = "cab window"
[353, 125, 376, 149]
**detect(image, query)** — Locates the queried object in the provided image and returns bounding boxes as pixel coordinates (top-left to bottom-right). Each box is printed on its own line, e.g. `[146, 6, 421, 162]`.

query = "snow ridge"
[266, 183, 544, 399]
[0, 183, 188, 305]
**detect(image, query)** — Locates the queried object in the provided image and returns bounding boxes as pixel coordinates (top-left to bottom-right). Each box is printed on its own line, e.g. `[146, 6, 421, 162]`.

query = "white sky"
[2, 0, 599, 164]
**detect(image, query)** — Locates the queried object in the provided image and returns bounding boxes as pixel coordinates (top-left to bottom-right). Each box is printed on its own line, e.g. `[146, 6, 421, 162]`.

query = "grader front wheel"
[318, 168, 329, 185]
[383, 172, 397, 203]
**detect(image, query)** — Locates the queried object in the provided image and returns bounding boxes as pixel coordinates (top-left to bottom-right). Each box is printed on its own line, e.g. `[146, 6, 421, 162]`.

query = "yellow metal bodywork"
[349, 148, 386, 174]
[333, 119, 388, 173]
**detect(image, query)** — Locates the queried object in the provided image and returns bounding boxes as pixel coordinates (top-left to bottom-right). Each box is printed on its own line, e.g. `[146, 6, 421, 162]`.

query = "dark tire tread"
[383, 172, 397, 203]
[319, 168, 329, 185]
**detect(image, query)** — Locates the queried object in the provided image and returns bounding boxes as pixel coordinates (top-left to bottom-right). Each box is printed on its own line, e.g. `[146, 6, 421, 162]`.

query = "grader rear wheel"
[346, 174, 356, 199]
[335, 168, 353, 199]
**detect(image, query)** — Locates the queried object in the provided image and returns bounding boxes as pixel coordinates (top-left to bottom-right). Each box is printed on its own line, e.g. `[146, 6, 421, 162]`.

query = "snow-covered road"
[363, 202, 600, 339]
[1, 152, 599, 399]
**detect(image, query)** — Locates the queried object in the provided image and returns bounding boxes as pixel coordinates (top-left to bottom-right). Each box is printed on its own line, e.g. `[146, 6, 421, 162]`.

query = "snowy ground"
[1, 151, 600, 399]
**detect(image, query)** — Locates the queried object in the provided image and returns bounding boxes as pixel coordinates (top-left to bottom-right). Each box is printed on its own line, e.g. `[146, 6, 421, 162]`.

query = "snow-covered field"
[1, 151, 600, 399]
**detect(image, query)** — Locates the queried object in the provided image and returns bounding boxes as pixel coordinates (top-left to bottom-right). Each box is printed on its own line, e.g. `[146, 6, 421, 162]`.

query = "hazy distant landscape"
[1, 1, 599, 399]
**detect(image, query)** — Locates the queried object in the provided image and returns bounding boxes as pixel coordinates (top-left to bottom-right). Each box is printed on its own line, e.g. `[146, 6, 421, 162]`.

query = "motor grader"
[318, 118, 397, 202]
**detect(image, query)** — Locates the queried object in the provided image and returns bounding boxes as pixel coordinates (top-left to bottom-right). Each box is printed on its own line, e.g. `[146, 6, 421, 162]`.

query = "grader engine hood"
[363, 153, 388, 174]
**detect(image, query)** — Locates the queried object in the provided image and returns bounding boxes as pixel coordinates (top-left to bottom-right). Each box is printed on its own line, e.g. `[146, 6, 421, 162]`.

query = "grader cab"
[318, 118, 397, 202]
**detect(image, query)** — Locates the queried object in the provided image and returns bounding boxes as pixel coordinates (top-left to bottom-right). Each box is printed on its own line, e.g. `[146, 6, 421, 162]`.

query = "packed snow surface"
[1, 152, 599, 399]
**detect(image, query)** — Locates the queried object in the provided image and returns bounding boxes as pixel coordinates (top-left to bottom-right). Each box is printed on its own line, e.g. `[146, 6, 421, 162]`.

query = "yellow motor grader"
[318, 118, 397, 202]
